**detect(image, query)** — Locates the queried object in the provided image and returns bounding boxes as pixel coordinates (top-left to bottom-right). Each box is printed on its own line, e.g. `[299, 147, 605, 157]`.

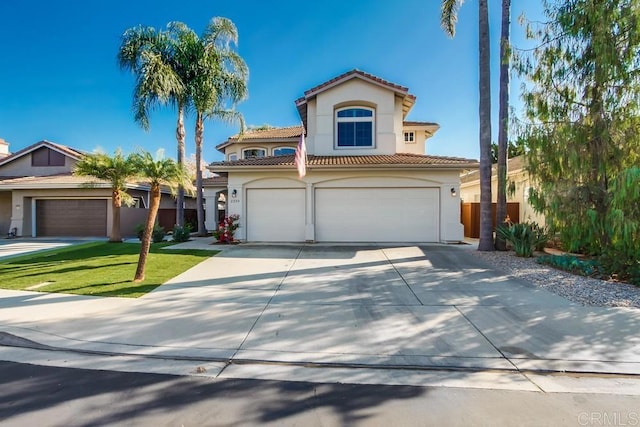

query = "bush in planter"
[496, 221, 548, 257]
[172, 224, 191, 243]
[212, 214, 240, 243]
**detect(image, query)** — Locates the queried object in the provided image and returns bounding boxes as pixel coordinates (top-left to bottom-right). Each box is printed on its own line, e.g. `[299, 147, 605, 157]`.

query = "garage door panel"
[247, 189, 305, 242]
[316, 188, 439, 242]
[36, 199, 107, 237]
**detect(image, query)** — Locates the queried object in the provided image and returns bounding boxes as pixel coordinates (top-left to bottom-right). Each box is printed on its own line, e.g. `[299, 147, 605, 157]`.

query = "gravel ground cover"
[470, 250, 640, 308]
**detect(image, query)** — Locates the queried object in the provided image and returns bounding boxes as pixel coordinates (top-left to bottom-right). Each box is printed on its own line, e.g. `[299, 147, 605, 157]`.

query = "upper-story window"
[273, 147, 295, 156]
[228, 153, 238, 161]
[404, 131, 415, 143]
[32, 147, 65, 166]
[335, 107, 375, 148]
[243, 148, 266, 159]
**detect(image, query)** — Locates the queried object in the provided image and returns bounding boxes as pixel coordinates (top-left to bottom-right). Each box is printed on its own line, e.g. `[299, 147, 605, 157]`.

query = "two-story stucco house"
[205, 69, 478, 243]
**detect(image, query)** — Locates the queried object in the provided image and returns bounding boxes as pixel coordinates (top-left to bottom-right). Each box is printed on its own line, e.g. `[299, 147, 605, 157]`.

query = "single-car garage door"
[36, 199, 107, 237]
[246, 189, 305, 241]
[315, 188, 439, 242]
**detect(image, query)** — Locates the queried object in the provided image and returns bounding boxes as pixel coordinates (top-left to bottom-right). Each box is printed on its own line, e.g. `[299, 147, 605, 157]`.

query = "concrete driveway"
[1, 244, 639, 391]
[0, 238, 85, 260]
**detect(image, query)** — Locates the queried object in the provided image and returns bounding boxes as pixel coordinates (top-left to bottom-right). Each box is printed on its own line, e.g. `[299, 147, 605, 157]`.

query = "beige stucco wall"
[223, 169, 464, 242]
[0, 153, 77, 177]
[311, 79, 398, 156]
[460, 169, 545, 226]
[399, 125, 431, 155]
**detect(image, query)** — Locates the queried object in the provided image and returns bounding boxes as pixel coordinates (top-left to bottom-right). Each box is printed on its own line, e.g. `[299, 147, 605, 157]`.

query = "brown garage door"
[36, 199, 107, 237]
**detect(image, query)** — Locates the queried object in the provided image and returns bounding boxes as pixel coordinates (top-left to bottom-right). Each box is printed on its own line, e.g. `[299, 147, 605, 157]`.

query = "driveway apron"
[1, 244, 639, 376]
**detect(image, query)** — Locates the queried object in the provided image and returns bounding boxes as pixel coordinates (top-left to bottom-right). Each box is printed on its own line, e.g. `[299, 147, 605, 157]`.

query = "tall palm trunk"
[134, 184, 162, 282]
[195, 112, 207, 236]
[495, 0, 511, 250]
[176, 103, 186, 228]
[110, 190, 123, 243]
[478, 0, 494, 251]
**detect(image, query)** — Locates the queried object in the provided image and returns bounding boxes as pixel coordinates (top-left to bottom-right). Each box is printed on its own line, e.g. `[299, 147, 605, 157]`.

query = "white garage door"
[315, 188, 439, 242]
[246, 188, 306, 241]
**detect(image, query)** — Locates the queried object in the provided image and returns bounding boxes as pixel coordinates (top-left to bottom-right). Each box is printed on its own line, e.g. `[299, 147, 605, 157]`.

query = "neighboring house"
[460, 155, 545, 227]
[0, 140, 194, 237]
[205, 69, 478, 243]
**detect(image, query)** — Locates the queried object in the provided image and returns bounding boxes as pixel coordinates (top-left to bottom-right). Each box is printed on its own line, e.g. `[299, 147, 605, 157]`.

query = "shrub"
[496, 221, 549, 257]
[212, 214, 240, 243]
[134, 223, 166, 243]
[537, 254, 602, 277]
[172, 224, 191, 243]
[152, 225, 166, 243]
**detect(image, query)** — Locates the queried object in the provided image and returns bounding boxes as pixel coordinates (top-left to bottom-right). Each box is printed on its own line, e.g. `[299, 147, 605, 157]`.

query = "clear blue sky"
[0, 1, 541, 163]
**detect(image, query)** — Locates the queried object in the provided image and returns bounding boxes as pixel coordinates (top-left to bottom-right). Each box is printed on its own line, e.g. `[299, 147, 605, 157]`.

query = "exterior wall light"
[450, 188, 457, 197]
[231, 189, 238, 198]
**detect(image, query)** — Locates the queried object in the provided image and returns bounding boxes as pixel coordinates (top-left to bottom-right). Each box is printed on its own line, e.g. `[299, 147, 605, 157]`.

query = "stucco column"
[305, 182, 315, 242]
[9, 193, 24, 236]
[440, 183, 464, 242]
[203, 192, 219, 231]
[226, 182, 243, 240]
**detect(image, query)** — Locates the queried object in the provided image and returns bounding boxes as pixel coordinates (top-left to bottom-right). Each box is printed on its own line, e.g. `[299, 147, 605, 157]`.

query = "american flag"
[295, 128, 307, 179]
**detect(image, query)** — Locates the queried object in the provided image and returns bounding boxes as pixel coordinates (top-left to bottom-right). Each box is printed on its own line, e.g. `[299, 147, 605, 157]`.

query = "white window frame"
[242, 148, 267, 159]
[335, 106, 375, 149]
[228, 153, 238, 161]
[404, 131, 415, 143]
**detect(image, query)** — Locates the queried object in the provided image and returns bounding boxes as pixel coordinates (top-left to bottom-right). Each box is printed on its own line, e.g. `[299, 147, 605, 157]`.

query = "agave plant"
[496, 221, 548, 257]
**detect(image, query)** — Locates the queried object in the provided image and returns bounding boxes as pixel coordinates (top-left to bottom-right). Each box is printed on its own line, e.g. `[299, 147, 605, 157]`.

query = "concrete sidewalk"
[1, 241, 639, 393]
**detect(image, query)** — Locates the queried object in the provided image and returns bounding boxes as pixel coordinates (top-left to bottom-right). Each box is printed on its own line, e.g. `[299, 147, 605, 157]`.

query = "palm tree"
[131, 150, 194, 282]
[117, 24, 189, 228]
[495, 0, 511, 251]
[441, 0, 494, 251]
[73, 149, 138, 243]
[191, 17, 248, 236]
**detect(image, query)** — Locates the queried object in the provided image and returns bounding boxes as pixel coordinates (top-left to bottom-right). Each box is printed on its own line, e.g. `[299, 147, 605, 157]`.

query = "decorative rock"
[470, 251, 640, 308]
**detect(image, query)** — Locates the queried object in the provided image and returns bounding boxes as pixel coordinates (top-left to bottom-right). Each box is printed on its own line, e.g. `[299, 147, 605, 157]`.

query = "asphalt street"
[1, 361, 639, 427]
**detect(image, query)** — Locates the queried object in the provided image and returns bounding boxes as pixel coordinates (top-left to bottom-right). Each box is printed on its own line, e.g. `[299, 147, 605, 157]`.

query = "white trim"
[404, 131, 415, 143]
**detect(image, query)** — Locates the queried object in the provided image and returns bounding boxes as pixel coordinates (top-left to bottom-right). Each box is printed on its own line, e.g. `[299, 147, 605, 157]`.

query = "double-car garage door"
[35, 199, 107, 237]
[246, 187, 439, 242]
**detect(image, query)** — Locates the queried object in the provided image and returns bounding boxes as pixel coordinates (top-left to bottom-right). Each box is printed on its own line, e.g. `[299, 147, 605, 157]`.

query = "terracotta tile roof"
[216, 125, 303, 151]
[202, 175, 229, 186]
[299, 69, 410, 100]
[295, 69, 418, 131]
[460, 155, 526, 184]
[210, 153, 478, 170]
[0, 173, 184, 195]
[0, 140, 85, 167]
[0, 173, 107, 187]
[403, 121, 440, 127]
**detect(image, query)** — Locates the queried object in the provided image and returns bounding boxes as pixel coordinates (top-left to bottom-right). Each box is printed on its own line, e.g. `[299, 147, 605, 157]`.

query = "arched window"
[273, 147, 296, 156]
[335, 107, 375, 148]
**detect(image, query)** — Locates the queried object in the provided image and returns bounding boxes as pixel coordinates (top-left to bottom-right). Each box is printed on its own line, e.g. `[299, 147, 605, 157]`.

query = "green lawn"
[0, 242, 218, 298]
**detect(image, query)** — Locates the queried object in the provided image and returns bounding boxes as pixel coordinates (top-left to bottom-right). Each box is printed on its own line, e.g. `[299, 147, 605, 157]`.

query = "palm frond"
[441, 0, 465, 38]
